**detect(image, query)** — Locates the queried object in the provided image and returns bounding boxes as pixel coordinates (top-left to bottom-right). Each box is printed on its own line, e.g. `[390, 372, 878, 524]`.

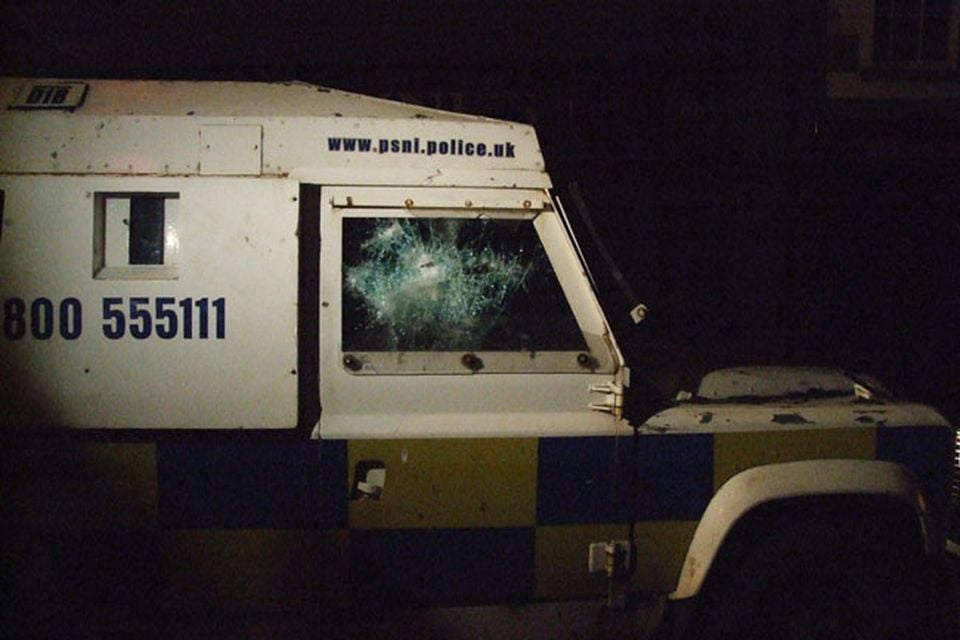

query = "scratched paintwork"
[646, 399, 947, 434]
[348, 438, 538, 529]
[0, 78, 547, 183]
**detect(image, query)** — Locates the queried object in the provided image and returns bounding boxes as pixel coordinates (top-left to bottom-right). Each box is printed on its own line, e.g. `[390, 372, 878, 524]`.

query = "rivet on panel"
[523, 200, 532, 208]
[404, 198, 414, 208]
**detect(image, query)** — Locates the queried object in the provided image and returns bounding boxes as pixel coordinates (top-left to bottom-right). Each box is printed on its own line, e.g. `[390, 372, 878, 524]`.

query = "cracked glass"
[342, 217, 587, 353]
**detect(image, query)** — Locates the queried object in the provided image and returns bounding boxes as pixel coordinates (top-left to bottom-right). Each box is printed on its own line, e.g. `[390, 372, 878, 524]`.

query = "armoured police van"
[0, 78, 954, 638]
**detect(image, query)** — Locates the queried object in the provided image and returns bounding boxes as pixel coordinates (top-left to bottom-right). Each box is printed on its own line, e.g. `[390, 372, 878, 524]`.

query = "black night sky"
[3, 1, 958, 417]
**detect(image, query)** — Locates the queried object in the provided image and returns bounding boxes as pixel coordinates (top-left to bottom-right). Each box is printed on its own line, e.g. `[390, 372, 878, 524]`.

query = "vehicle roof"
[0, 78, 484, 121]
[0, 78, 548, 187]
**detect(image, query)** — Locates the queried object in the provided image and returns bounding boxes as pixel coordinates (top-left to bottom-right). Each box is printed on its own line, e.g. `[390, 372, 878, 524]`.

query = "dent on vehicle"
[641, 366, 947, 434]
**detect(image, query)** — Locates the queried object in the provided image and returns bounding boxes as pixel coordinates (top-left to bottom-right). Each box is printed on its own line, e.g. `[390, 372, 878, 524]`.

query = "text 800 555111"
[2, 297, 226, 340]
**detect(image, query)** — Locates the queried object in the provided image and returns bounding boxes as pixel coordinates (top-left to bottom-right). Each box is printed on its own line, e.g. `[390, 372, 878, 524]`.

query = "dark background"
[2, 1, 958, 417]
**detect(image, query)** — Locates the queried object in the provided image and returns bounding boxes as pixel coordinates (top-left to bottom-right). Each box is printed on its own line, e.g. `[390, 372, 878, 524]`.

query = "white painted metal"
[0, 77, 564, 431]
[318, 185, 622, 439]
[0, 175, 299, 429]
[96, 194, 180, 280]
[199, 124, 263, 176]
[0, 78, 547, 188]
[669, 459, 935, 600]
[644, 396, 950, 434]
[695, 366, 857, 400]
[328, 186, 551, 210]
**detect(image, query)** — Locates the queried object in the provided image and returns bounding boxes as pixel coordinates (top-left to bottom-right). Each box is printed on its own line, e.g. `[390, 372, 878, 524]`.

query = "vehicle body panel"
[0, 78, 954, 620]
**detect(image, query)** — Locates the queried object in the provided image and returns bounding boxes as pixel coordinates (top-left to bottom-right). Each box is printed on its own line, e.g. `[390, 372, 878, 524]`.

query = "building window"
[874, 0, 956, 65]
[94, 193, 180, 280]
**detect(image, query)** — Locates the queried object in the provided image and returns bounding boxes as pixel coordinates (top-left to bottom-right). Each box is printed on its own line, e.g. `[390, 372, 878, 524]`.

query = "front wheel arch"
[685, 498, 928, 640]
[670, 459, 935, 601]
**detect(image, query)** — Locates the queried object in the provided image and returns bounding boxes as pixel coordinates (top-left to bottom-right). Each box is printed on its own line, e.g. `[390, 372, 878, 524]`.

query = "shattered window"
[342, 217, 587, 352]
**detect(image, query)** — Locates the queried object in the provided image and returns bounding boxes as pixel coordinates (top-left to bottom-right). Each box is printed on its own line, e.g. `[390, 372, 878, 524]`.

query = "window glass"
[342, 217, 587, 352]
[874, 0, 953, 63]
[94, 192, 179, 280]
[129, 196, 165, 265]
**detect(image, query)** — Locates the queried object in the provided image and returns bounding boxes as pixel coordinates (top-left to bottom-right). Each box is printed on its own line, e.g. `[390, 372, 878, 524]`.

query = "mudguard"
[670, 458, 934, 600]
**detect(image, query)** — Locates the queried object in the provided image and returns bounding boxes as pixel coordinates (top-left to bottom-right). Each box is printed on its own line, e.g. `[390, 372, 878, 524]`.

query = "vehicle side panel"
[2, 424, 949, 612]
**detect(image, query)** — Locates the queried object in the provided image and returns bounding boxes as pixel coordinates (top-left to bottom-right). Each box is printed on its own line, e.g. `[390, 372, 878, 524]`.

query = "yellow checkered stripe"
[5, 424, 949, 611]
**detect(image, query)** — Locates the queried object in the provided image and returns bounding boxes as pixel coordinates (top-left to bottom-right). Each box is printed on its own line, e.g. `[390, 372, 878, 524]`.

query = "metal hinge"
[589, 381, 623, 418]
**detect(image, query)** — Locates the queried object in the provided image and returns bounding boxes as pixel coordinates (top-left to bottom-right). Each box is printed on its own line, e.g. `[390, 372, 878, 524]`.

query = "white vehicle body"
[0, 79, 953, 634]
[1, 78, 615, 434]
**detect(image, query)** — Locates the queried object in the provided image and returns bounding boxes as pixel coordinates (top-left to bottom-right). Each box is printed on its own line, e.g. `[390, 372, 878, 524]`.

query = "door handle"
[351, 460, 386, 500]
